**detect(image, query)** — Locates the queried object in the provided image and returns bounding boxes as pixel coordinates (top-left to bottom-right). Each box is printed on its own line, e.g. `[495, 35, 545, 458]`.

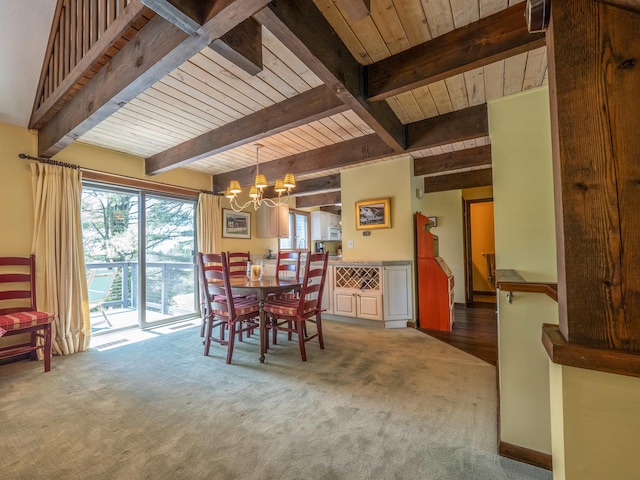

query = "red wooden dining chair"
[197, 252, 260, 364]
[264, 252, 329, 361]
[0, 255, 55, 372]
[267, 250, 302, 343]
[226, 251, 251, 277]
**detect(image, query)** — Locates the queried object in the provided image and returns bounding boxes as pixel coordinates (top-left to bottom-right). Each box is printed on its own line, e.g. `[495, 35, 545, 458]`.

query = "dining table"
[228, 275, 301, 363]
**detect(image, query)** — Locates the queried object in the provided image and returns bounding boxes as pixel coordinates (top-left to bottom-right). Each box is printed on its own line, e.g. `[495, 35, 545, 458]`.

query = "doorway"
[463, 198, 496, 305]
[81, 183, 198, 333]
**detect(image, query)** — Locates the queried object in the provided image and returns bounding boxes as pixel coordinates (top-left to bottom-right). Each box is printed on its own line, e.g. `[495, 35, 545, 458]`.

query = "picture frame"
[222, 209, 251, 239]
[355, 198, 391, 230]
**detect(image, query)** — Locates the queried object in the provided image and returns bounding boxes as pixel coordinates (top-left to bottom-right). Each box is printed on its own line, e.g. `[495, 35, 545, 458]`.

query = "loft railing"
[30, 0, 154, 129]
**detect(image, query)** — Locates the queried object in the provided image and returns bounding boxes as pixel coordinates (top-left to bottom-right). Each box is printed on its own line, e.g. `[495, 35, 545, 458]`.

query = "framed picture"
[222, 209, 251, 239]
[355, 198, 391, 230]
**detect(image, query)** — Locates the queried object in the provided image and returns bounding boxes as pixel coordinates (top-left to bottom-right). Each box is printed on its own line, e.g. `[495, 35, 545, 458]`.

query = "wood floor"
[418, 303, 498, 366]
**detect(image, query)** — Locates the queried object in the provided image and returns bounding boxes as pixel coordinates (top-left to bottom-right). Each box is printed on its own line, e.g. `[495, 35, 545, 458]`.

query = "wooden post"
[546, 0, 640, 353]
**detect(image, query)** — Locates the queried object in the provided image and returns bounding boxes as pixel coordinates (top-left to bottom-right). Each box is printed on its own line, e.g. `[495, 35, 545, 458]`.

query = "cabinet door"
[357, 293, 383, 320]
[334, 291, 357, 317]
[321, 266, 333, 314]
[383, 265, 413, 321]
[257, 205, 289, 238]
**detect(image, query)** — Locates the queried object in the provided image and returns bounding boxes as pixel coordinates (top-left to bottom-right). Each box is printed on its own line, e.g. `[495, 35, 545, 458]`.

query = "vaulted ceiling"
[29, 0, 547, 203]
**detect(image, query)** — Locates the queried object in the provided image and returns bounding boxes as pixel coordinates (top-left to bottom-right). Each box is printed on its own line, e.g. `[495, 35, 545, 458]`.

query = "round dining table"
[228, 276, 301, 363]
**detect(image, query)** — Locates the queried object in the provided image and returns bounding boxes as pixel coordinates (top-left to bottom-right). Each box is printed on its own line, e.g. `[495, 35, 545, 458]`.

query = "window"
[279, 209, 310, 251]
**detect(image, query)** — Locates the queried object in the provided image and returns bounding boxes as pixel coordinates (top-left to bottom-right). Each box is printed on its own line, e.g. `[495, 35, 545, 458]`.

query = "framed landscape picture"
[355, 198, 391, 230]
[222, 209, 251, 239]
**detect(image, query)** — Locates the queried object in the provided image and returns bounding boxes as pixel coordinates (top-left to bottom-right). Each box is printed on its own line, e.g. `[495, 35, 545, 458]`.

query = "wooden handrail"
[497, 282, 558, 302]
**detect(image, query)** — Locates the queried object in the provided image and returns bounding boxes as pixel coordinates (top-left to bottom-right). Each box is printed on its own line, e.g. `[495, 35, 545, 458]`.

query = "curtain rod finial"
[19, 153, 28, 159]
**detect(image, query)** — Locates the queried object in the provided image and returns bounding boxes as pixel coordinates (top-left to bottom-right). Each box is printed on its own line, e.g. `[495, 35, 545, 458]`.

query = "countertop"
[258, 256, 412, 267]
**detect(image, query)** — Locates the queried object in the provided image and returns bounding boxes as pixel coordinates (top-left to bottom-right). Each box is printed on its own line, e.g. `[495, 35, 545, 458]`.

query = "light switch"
[348, 240, 354, 248]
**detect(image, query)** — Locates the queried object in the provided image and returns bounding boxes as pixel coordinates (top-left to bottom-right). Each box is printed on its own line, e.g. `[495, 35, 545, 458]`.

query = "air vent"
[94, 338, 129, 351]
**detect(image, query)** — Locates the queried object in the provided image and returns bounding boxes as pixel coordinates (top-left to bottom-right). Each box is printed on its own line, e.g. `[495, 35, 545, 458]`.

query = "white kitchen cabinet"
[311, 211, 340, 240]
[382, 264, 413, 321]
[333, 265, 383, 321]
[256, 204, 289, 238]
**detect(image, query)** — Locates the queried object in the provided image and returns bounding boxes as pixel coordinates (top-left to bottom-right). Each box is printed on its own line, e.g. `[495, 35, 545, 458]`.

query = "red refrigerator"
[415, 212, 454, 331]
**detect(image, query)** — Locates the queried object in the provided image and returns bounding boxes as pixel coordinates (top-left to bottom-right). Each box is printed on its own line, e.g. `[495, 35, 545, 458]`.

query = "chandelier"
[224, 144, 296, 212]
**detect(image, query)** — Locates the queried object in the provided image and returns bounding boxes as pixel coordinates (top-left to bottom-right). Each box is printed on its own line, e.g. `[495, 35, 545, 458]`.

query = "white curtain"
[197, 193, 221, 254]
[31, 163, 90, 355]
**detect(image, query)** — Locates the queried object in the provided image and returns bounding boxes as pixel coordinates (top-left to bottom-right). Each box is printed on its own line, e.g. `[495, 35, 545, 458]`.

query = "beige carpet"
[1, 320, 552, 480]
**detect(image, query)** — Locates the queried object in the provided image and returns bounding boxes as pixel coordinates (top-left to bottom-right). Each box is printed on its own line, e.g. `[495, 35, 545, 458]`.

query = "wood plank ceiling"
[55, 0, 548, 196]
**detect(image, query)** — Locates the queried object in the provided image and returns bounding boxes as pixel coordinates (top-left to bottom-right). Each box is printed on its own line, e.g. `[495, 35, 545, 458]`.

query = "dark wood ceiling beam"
[406, 104, 488, 151]
[365, 4, 546, 101]
[263, 174, 340, 198]
[296, 191, 342, 208]
[37, 0, 272, 158]
[423, 168, 493, 193]
[140, 0, 203, 33]
[210, 17, 263, 75]
[254, 0, 406, 152]
[146, 85, 346, 175]
[414, 145, 492, 176]
[214, 102, 489, 191]
[213, 134, 394, 192]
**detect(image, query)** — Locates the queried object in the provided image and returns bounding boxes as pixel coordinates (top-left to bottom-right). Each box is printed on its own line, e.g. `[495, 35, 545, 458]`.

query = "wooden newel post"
[545, 0, 640, 370]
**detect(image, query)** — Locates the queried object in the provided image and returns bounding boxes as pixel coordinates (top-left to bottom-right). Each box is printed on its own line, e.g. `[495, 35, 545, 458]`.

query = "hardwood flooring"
[418, 303, 498, 366]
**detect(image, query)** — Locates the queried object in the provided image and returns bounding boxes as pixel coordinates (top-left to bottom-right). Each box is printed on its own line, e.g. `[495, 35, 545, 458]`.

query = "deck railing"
[86, 261, 197, 315]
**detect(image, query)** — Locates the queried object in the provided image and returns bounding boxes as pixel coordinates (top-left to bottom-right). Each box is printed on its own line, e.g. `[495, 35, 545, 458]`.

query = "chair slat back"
[198, 252, 235, 319]
[298, 252, 329, 316]
[276, 250, 300, 281]
[0, 255, 37, 315]
[226, 251, 250, 277]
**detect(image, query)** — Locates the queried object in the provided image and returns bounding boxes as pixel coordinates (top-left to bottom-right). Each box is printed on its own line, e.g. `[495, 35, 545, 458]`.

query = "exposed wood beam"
[597, 0, 640, 12]
[406, 104, 488, 151]
[264, 174, 340, 198]
[210, 17, 263, 75]
[213, 134, 394, 192]
[146, 85, 346, 175]
[37, 0, 272, 157]
[365, 5, 546, 101]
[254, 0, 406, 152]
[424, 168, 493, 193]
[214, 102, 489, 191]
[140, 0, 202, 33]
[414, 146, 492, 176]
[296, 191, 342, 208]
[336, 0, 370, 22]
[29, 0, 150, 130]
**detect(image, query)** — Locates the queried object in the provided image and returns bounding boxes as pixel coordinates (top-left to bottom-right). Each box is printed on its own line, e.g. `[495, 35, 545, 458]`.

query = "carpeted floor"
[1, 320, 552, 480]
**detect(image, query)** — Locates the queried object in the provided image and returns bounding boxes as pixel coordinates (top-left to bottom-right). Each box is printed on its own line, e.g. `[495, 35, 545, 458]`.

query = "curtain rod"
[19, 153, 218, 198]
[19, 153, 80, 170]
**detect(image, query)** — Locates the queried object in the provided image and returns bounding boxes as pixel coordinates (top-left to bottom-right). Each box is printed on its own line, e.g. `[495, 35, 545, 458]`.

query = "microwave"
[328, 226, 341, 241]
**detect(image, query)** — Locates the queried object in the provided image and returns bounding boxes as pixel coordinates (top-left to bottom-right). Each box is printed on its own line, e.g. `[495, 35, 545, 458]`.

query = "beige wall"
[417, 190, 465, 302]
[489, 86, 558, 455]
[341, 156, 414, 261]
[491, 88, 557, 282]
[550, 365, 640, 480]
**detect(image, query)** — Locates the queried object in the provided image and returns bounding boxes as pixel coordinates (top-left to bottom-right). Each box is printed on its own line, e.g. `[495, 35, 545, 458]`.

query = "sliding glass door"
[82, 183, 197, 332]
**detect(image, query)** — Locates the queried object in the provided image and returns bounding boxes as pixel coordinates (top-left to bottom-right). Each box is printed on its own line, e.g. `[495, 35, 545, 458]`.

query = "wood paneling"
[424, 168, 492, 192]
[365, 5, 545, 101]
[145, 85, 346, 174]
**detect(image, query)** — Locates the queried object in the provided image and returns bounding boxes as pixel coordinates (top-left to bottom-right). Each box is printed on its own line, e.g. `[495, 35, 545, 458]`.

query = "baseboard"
[498, 441, 552, 471]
